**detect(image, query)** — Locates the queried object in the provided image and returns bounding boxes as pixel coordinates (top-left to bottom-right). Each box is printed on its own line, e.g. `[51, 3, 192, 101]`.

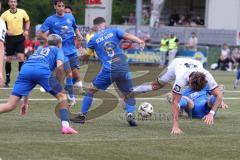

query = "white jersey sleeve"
[0, 19, 7, 42]
[204, 70, 218, 90]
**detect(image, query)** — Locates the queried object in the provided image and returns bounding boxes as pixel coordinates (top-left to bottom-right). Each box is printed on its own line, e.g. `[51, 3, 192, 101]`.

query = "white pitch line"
[1, 87, 240, 93]
[0, 97, 239, 102]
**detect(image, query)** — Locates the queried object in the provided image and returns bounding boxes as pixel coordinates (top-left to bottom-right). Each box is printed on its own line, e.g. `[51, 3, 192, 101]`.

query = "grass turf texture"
[0, 62, 240, 160]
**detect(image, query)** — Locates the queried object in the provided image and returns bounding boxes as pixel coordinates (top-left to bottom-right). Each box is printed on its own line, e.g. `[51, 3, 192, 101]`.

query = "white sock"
[74, 81, 83, 87]
[133, 84, 153, 93]
[62, 121, 70, 128]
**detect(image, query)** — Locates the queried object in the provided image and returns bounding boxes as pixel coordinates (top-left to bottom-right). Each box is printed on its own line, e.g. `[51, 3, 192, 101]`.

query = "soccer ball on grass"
[138, 102, 154, 118]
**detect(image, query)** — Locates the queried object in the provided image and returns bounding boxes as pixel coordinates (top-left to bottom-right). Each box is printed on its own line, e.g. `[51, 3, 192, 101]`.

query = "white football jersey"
[159, 58, 218, 94]
[0, 18, 7, 42]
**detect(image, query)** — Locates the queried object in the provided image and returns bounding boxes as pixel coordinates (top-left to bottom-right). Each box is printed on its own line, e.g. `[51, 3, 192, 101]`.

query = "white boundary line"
[1, 87, 240, 93]
[0, 97, 239, 101]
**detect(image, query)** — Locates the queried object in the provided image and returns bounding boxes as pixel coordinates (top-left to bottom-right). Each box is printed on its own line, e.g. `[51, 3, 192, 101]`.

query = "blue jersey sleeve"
[115, 28, 125, 39]
[71, 14, 77, 30]
[40, 17, 51, 32]
[56, 48, 64, 62]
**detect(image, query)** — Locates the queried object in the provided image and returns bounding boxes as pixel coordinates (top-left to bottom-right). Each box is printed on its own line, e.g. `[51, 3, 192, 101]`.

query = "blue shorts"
[12, 64, 63, 97]
[179, 95, 216, 118]
[64, 53, 80, 70]
[92, 68, 133, 95]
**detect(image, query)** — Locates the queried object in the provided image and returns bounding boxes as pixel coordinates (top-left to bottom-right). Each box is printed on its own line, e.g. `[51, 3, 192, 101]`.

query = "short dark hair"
[189, 72, 208, 91]
[54, 0, 65, 5]
[65, 5, 72, 11]
[93, 17, 106, 25]
[47, 34, 62, 46]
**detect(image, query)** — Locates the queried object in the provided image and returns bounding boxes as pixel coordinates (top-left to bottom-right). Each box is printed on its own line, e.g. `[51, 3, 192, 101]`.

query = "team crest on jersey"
[173, 84, 181, 93]
[66, 19, 72, 25]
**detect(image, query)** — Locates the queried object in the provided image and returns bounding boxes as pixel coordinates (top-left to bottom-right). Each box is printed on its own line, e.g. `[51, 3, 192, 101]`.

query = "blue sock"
[72, 78, 77, 84]
[65, 78, 74, 96]
[80, 92, 93, 114]
[60, 108, 69, 121]
[125, 98, 136, 113]
[237, 70, 240, 80]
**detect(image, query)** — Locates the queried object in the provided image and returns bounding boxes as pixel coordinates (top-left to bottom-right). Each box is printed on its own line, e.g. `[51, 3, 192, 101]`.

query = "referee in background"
[1, 0, 30, 87]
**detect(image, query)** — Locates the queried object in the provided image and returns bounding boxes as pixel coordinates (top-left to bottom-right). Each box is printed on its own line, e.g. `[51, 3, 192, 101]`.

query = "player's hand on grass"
[220, 101, 228, 110]
[171, 126, 183, 135]
[202, 113, 214, 125]
[20, 103, 29, 116]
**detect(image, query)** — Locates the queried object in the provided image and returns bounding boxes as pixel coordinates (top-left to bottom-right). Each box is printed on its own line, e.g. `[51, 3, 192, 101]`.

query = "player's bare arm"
[56, 60, 64, 84]
[171, 91, 183, 135]
[75, 28, 83, 41]
[203, 87, 223, 125]
[37, 30, 48, 43]
[123, 33, 145, 49]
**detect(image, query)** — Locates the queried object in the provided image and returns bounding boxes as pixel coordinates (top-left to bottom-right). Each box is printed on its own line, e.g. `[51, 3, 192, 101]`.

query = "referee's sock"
[18, 62, 24, 71]
[5, 62, 11, 83]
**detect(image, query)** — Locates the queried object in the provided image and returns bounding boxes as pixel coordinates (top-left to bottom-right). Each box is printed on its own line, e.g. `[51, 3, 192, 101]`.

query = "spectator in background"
[168, 33, 179, 64]
[232, 48, 240, 88]
[24, 35, 34, 57]
[231, 48, 240, 72]
[32, 36, 41, 51]
[195, 15, 204, 26]
[142, 9, 150, 25]
[217, 43, 233, 71]
[128, 12, 136, 25]
[169, 10, 179, 26]
[186, 32, 198, 51]
[177, 15, 190, 26]
[159, 33, 169, 66]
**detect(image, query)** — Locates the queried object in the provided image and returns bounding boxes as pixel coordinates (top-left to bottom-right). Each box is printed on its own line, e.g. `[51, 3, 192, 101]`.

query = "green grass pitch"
[0, 62, 240, 160]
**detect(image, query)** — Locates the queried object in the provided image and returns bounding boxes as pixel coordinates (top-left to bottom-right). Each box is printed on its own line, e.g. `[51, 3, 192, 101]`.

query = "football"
[138, 102, 154, 118]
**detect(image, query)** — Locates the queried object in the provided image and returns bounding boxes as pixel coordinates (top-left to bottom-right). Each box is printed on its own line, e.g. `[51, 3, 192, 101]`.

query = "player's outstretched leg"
[56, 92, 78, 134]
[0, 95, 20, 113]
[71, 88, 97, 124]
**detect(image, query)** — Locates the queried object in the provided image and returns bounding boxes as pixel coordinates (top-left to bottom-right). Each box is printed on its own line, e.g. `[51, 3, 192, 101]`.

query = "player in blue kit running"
[166, 84, 227, 119]
[0, 34, 78, 134]
[38, 0, 83, 106]
[70, 17, 145, 126]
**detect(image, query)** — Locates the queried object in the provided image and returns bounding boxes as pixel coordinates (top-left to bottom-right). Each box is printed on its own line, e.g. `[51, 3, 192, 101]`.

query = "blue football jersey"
[26, 46, 64, 71]
[87, 27, 128, 71]
[182, 85, 211, 100]
[40, 13, 77, 55]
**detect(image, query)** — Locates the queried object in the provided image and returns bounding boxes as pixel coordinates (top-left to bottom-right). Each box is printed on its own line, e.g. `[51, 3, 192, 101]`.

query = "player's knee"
[86, 84, 98, 94]
[6, 57, 13, 63]
[17, 55, 25, 62]
[65, 70, 73, 77]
